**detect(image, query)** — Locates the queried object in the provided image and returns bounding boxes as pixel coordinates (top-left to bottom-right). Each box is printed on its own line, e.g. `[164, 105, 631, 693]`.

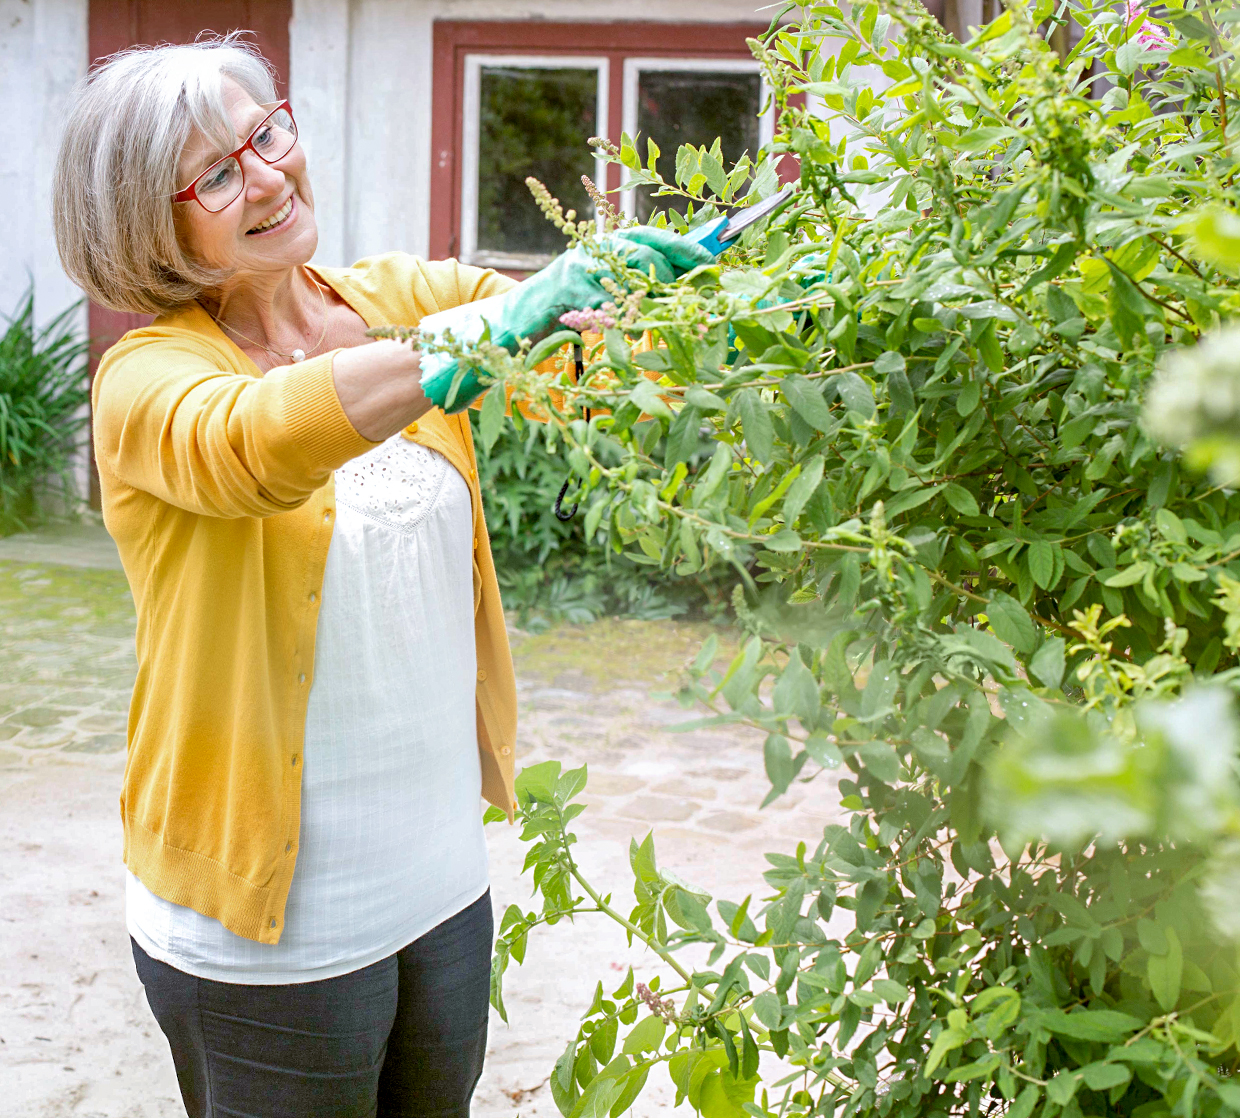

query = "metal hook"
[554, 477, 579, 521]
[552, 344, 589, 522]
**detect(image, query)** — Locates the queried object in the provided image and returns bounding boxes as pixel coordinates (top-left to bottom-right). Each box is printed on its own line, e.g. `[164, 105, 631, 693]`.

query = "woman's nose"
[241, 150, 285, 200]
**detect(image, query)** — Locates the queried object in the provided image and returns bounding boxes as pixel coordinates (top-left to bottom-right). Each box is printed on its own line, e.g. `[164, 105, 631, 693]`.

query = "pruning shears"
[680, 183, 797, 257]
[553, 185, 797, 521]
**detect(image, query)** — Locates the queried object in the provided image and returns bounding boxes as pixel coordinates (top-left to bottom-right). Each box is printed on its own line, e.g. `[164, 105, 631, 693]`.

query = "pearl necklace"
[210, 270, 329, 364]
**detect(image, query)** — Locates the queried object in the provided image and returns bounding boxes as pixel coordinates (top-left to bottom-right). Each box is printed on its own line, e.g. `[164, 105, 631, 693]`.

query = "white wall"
[0, 0, 87, 323]
[0, 0, 40, 319]
[290, 0, 778, 268]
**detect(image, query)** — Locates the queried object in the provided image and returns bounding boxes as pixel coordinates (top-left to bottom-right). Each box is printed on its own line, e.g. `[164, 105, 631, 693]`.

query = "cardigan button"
[469, 468, 477, 480]
[476, 668, 487, 682]
[500, 746, 511, 756]
[405, 421, 419, 435]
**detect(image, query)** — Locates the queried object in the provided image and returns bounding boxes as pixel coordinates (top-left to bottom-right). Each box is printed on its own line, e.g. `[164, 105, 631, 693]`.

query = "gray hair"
[53, 34, 279, 315]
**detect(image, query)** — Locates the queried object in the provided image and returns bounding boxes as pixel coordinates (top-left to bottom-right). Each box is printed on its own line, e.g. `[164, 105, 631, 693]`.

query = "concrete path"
[0, 527, 842, 1117]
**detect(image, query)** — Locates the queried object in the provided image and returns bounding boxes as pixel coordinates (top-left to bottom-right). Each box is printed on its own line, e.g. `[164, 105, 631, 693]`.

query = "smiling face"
[175, 78, 317, 282]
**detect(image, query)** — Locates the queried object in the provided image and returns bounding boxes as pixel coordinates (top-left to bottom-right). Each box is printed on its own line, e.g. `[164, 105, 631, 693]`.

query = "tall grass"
[0, 289, 90, 535]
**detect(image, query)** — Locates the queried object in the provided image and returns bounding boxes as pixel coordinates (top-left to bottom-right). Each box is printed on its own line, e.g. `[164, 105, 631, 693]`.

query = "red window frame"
[429, 20, 778, 265]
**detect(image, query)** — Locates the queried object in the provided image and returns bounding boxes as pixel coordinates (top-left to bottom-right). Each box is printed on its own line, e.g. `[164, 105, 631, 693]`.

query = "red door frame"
[85, 0, 291, 505]
[429, 20, 773, 263]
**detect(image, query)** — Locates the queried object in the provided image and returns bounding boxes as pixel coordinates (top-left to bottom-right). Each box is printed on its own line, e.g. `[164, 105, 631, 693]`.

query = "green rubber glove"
[418, 228, 716, 413]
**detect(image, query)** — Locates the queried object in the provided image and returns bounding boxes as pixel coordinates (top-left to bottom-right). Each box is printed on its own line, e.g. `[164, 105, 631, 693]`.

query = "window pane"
[477, 67, 597, 259]
[635, 70, 761, 223]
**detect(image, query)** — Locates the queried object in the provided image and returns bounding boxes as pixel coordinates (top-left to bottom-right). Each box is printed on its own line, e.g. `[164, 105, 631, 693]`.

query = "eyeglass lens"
[194, 107, 298, 213]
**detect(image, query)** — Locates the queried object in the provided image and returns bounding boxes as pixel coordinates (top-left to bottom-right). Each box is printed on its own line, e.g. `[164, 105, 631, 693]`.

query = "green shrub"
[0, 290, 89, 535]
[455, 0, 1240, 1114]
[473, 409, 734, 627]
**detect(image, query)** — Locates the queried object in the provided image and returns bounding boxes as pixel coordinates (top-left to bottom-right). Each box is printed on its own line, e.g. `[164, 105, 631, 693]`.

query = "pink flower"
[1123, 0, 1173, 48]
[559, 306, 618, 332]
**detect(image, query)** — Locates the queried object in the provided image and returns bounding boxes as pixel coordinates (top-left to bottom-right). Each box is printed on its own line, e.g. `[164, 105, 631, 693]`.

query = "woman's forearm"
[332, 339, 433, 442]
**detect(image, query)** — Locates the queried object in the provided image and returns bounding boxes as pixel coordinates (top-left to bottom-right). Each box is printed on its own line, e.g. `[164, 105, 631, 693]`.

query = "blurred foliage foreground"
[458, 0, 1240, 1115]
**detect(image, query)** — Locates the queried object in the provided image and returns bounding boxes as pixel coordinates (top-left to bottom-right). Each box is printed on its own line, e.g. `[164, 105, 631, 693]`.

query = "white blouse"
[126, 434, 490, 983]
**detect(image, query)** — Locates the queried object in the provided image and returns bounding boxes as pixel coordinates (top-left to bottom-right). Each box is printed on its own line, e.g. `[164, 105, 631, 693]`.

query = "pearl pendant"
[291, 348, 306, 363]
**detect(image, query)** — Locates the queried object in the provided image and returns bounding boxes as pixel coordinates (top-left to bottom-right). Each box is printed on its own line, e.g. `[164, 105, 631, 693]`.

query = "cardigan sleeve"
[332, 252, 517, 324]
[93, 331, 378, 518]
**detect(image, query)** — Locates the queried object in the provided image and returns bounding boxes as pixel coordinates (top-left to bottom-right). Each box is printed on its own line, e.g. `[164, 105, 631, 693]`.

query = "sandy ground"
[0, 530, 844, 1117]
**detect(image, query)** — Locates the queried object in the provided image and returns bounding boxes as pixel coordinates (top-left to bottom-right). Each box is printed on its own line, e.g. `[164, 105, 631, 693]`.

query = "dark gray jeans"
[132, 890, 493, 1118]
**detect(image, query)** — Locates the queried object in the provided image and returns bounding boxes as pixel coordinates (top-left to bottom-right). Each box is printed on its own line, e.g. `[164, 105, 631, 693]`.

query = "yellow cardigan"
[93, 252, 520, 945]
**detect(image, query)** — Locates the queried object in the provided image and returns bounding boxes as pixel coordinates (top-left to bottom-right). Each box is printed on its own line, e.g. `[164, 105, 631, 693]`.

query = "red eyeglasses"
[173, 101, 298, 213]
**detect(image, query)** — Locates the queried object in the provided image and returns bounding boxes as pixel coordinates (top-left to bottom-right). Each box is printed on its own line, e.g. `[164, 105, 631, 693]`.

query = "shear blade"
[721, 184, 795, 243]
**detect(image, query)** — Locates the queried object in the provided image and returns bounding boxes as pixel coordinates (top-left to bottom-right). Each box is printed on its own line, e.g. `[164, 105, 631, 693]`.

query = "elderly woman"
[52, 35, 702, 1118]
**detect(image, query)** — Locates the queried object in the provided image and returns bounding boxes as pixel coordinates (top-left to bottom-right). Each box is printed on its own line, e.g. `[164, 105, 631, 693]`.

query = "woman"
[52, 35, 695, 1118]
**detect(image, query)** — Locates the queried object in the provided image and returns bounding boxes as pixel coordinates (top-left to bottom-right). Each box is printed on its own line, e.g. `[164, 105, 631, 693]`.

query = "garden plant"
[460, 0, 1240, 1114]
[0, 290, 89, 534]
[471, 408, 733, 627]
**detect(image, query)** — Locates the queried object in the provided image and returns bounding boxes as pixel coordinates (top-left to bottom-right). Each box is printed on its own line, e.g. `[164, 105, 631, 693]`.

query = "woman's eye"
[253, 126, 275, 150]
[198, 163, 236, 195]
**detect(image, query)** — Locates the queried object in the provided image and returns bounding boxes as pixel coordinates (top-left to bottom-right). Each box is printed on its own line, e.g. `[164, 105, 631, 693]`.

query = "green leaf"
[782, 374, 835, 431]
[1105, 259, 1152, 349]
[1137, 918, 1168, 956]
[764, 529, 802, 552]
[516, 760, 562, 804]
[478, 379, 508, 453]
[924, 1026, 967, 1077]
[622, 1015, 666, 1055]
[957, 377, 981, 417]
[873, 978, 910, 1004]
[752, 990, 781, 1029]
[873, 350, 906, 376]
[1105, 562, 1150, 587]
[764, 733, 795, 794]
[700, 150, 728, 196]
[629, 378, 673, 422]
[525, 329, 584, 370]
[837, 372, 876, 417]
[807, 734, 843, 768]
[1046, 1071, 1080, 1106]
[1036, 1008, 1144, 1042]
[773, 652, 820, 723]
[782, 455, 824, 527]
[734, 390, 775, 463]
[947, 125, 1018, 153]
[685, 385, 727, 411]
[986, 591, 1037, 654]
[1029, 637, 1066, 689]
[1006, 1086, 1040, 1118]
[1026, 539, 1056, 589]
[944, 483, 980, 517]
[1081, 1062, 1132, 1091]
[942, 625, 1020, 677]
[697, 1067, 757, 1118]
[884, 484, 944, 519]
[1148, 926, 1183, 1011]
[604, 329, 633, 370]
[666, 405, 703, 467]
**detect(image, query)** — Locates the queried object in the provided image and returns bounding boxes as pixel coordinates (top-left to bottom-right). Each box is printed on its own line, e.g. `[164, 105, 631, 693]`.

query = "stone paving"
[0, 524, 844, 1117]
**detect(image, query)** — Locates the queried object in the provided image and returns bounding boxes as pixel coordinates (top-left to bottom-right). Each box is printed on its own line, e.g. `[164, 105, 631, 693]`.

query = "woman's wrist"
[332, 340, 429, 442]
